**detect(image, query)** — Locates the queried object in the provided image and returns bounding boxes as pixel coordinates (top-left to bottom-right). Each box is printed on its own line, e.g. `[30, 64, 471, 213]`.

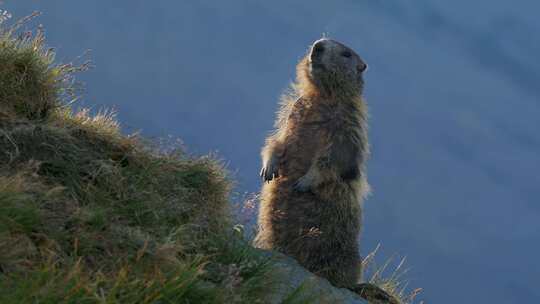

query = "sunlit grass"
[0, 11, 90, 121]
[361, 244, 423, 304]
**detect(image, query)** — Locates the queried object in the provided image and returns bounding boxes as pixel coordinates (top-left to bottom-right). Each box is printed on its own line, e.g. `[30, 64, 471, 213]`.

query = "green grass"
[0, 13, 276, 303]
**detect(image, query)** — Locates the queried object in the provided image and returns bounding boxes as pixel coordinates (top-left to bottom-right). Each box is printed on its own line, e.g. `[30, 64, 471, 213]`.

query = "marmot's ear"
[358, 62, 368, 73]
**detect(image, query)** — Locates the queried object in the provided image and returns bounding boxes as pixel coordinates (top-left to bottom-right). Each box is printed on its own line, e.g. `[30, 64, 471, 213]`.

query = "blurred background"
[3, 1, 540, 303]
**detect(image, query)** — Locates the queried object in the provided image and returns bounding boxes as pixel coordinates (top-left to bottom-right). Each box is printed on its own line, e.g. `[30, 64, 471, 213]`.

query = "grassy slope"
[0, 16, 275, 304]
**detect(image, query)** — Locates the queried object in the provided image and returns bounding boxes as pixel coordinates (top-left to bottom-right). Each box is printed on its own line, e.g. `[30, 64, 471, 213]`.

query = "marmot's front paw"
[260, 156, 279, 182]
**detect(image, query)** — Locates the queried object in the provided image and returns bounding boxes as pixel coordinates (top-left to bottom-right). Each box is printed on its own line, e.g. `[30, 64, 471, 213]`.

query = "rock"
[259, 250, 368, 304]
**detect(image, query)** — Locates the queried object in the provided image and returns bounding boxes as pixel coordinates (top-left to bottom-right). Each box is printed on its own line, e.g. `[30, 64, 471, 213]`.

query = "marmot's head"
[297, 39, 367, 97]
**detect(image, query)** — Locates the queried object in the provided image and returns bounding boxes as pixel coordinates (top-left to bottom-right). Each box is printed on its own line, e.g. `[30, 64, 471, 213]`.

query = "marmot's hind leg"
[316, 247, 361, 288]
[281, 208, 361, 289]
[290, 240, 361, 288]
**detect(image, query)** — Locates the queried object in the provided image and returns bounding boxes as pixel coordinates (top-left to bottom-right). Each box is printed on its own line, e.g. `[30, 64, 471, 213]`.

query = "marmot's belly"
[272, 176, 361, 207]
[261, 179, 362, 253]
[279, 142, 319, 179]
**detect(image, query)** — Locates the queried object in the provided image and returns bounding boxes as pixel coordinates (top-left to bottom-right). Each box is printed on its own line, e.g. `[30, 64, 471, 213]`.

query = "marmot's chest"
[283, 104, 362, 164]
[289, 104, 360, 140]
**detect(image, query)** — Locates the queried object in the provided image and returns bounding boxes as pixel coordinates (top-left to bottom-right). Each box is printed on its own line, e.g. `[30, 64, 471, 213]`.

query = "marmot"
[255, 38, 370, 289]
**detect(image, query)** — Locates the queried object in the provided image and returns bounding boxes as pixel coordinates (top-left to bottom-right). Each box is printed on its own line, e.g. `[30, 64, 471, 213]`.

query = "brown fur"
[255, 39, 370, 288]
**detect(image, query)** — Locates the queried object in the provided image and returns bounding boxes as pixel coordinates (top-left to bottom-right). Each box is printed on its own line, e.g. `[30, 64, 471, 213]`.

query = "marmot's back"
[255, 39, 370, 289]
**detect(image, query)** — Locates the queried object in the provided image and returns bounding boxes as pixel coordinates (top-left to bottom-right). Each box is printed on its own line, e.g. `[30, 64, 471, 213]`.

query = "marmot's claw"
[260, 167, 267, 181]
[261, 157, 279, 182]
[260, 165, 278, 182]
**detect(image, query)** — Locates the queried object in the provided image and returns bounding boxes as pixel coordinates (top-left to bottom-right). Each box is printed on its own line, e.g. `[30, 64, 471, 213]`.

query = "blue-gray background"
[4, 1, 540, 303]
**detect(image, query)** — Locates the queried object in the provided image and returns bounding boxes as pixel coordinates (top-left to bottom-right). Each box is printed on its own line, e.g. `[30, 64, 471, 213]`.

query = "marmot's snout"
[310, 39, 326, 63]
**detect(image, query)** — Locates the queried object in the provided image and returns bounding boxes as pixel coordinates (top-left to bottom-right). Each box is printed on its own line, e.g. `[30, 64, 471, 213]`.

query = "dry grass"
[0, 11, 89, 121]
[362, 244, 424, 304]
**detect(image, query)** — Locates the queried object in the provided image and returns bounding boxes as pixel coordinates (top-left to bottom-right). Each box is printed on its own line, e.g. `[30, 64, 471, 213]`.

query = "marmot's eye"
[341, 51, 352, 58]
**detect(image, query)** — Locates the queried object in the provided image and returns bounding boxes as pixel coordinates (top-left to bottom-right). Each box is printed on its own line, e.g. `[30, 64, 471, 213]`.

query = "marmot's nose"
[311, 40, 327, 60]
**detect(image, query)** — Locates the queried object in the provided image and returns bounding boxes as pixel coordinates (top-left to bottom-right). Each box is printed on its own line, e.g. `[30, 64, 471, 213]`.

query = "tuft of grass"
[0, 12, 89, 121]
[361, 244, 423, 304]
